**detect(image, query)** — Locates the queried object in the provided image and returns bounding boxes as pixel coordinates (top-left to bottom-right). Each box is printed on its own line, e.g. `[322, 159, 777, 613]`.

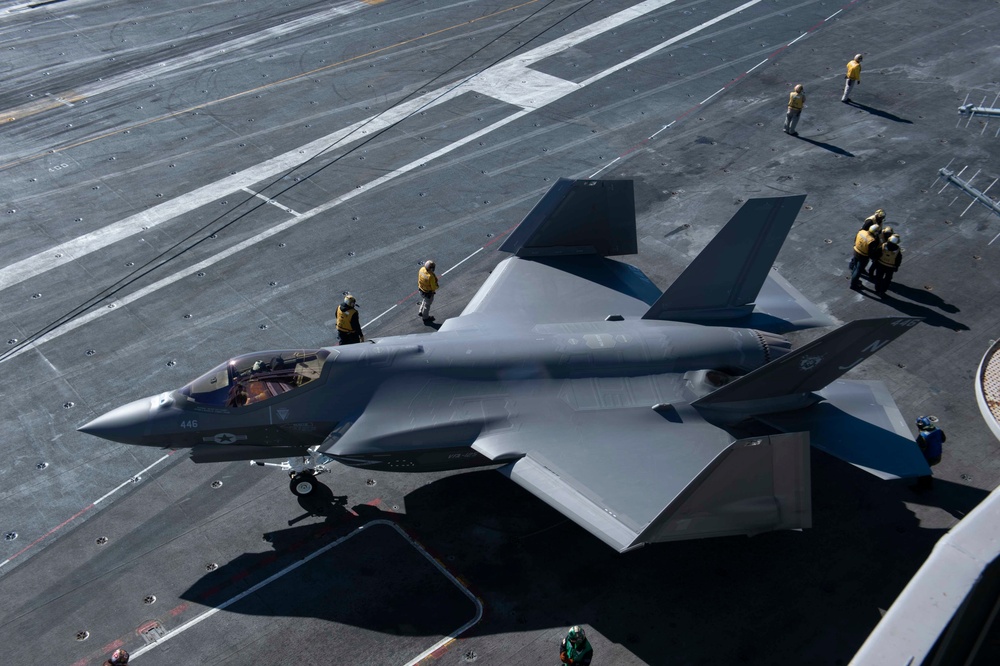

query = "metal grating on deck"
[977, 340, 1000, 441]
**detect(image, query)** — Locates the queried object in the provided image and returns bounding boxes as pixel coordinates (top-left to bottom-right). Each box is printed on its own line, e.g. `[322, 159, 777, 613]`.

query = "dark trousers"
[849, 252, 869, 286]
[871, 264, 894, 294]
[338, 330, 361, 345]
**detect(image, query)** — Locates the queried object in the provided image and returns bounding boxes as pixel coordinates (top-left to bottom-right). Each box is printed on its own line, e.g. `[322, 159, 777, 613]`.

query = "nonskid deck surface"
[0, 0, 998, 664]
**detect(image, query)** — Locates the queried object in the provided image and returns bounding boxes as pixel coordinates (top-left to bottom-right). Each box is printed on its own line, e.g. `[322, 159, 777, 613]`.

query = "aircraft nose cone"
[78, 397, 152, 445]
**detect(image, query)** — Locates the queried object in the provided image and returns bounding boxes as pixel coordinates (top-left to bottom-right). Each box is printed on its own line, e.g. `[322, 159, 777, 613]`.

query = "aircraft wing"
[441, 178, 657, 331]
[439, 255, 661, 331]
[473, 401, 812, 552]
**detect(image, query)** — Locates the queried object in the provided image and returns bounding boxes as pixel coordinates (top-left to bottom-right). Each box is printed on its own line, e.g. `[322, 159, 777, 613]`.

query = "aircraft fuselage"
[81, 320, 790, 472]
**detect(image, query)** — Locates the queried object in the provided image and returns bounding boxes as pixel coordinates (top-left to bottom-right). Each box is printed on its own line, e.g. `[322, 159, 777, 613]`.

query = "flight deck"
[1, 0, 999, 663]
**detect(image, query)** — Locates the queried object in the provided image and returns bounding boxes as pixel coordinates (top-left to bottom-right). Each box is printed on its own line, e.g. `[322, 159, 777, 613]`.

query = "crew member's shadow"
[423, 319, 442, 330]
[794, 135, 854, 157]
[846, 100, 913, 124]
[860, 281, 969, 331]
[901, 476, 991, 521]
[887, 282, 960, 313]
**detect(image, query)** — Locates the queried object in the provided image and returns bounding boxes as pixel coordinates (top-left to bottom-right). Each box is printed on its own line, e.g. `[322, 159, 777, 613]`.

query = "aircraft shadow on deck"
[178, 463, 987, 665]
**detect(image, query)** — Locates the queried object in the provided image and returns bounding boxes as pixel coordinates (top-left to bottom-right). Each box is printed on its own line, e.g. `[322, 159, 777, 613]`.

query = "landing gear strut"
[251, 447, 333, 496]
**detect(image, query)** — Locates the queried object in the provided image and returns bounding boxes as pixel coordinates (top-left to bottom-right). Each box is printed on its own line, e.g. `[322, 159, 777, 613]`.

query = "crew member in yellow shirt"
[417, 260, 439, 322]
[784, 84, 805, 136]
[842, 54, 862, 103]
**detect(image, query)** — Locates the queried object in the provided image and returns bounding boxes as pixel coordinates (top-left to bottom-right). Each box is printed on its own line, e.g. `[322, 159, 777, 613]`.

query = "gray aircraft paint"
[81, 179, 928, 552]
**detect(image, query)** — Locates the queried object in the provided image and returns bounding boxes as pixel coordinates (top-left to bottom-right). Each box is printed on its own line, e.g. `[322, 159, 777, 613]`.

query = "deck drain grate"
[143, 595, 156, 605]
[96, 536, 108, 545]
[4, 531, 17, 541]
[76, 630, 89, 641]
[139, 622, 167, 645]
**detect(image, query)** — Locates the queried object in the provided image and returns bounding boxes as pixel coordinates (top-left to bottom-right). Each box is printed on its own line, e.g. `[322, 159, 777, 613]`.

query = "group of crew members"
[850, 208, 903, 295]
[336, 260, 440, 345]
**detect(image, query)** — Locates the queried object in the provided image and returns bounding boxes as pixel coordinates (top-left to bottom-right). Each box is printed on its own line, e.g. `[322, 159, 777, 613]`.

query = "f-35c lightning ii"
[80, 179, 928, 552]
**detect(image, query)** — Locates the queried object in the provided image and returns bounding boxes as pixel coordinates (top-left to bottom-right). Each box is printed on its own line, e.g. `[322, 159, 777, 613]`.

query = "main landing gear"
[250, 447, 333, 497]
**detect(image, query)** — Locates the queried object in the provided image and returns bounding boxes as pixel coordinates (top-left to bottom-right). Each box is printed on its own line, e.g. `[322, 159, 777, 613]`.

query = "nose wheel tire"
[290, 472, 316, 497]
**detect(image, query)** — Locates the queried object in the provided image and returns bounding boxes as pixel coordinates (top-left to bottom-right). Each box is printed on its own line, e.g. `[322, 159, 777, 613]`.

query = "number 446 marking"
[180, 420, 198, 429]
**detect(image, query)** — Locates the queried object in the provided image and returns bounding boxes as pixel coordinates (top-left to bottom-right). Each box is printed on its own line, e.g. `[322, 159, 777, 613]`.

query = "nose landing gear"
[251, 447, 333, 497]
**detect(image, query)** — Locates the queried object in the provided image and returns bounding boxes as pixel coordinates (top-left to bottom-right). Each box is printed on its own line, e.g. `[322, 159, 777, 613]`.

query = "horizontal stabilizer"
[643, 196, 806, 322]
[758, 380, 931, 479]
[747, 270, 837, 332]
[498, 179, 637, 257]
[499, 432, 811, 552]
[694, 317, 921, 407]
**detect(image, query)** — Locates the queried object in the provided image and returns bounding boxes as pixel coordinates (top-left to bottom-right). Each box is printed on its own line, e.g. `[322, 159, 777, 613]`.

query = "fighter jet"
[80, 179, 929, 552]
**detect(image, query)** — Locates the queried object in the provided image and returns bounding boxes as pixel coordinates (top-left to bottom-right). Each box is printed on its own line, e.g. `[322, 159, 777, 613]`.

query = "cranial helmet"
[568, 626, 586, 644]
[868, 224, 881, 234]
[794, 84, 803, 93]
[855, 54, 863, 61]
[875, 209, 885, 219]
[916, 416, 935, 430]
[889, 234, 900, 244]
[343, 294, 356, 307]
[424, 260, 436, 271]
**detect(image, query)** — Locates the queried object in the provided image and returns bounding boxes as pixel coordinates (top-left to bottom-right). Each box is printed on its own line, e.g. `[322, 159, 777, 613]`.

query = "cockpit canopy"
[177, 349, 331, 408]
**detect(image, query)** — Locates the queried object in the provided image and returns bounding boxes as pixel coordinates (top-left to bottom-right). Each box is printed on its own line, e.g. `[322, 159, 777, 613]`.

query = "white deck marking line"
[93, 454, 171, 505]
[825, 9, 843, 20]
[401, 520, 484, 665]
[0, 0, 767, 360]
[746, 58, 769, 74]
[0, 0, 745, 292]
[575, 0, 763, 89]
[649, 120, 676, 139]
[588, 156, 622, 179]
[441, 247, 484, 276]
[362, 304, 398, 329]
[129, 520, 482, 661]
[0, 109, 531, 364]
[241, 187, 302, 217]
[700, 87, 726, 105]
[43, 93, 74, 108]
[0, 453, 173, 571]
[787, 32, 807, 46]
[3, 4, 364, 110]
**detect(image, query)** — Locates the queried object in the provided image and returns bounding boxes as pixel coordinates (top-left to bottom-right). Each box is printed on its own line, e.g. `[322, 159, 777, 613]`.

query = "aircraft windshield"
[178, 349, 330, 408]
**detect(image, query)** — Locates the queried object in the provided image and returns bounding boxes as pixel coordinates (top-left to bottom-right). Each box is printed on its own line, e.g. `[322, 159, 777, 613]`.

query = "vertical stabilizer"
[498, 179, 637, 257]
[643, 195, 806, 321]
